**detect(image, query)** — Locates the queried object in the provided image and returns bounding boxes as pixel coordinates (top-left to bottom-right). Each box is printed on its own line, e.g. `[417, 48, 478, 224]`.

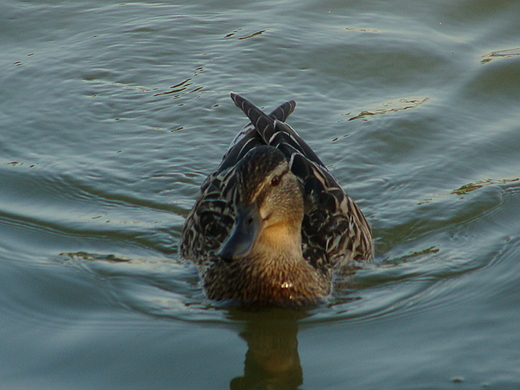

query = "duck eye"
[271, 175, 281, 187]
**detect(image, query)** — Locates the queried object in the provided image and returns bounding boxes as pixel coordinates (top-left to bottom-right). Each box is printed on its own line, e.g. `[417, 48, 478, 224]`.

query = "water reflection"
[228, 308, 308, 390]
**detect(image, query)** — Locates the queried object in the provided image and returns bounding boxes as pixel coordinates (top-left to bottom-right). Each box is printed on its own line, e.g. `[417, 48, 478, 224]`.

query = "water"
[1, 0, 520, 388]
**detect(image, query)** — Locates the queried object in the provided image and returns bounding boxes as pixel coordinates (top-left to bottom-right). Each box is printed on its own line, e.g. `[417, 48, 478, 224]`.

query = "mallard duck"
[181, 94, 373, 307]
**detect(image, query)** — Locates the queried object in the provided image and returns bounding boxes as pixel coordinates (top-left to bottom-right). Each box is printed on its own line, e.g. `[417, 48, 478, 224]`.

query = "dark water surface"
[2, 0, 520, 388]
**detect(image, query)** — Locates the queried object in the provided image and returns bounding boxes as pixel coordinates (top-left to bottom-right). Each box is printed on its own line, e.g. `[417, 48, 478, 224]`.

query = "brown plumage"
[180, 94, 373, 307]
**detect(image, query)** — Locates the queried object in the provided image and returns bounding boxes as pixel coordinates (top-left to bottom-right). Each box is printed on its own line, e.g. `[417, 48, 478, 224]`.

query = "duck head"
[219, 146, 304, 261]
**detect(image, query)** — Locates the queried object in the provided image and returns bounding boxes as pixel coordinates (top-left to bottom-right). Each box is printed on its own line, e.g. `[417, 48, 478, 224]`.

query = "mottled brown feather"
[180, 94, 373, 307]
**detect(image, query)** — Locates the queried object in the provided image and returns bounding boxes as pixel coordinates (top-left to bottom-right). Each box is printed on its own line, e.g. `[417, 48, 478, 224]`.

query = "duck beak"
[219, 203, 262, 261]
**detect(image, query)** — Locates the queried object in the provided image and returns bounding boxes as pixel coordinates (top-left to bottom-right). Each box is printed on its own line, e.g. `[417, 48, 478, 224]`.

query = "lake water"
[1, 0, 520, 388]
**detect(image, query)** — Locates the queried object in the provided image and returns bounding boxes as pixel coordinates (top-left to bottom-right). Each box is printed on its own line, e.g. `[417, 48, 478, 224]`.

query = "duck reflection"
[228, 308, 308, 390]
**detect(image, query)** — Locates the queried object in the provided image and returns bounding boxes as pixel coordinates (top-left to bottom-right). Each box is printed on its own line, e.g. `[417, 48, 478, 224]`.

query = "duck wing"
[230, 93, 325, 167]
[216, 95, 297, 175]
[229, 94, 373, 271]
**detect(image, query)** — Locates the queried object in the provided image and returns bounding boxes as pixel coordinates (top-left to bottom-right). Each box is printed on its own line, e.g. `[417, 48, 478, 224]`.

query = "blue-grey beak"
[219, 203, 262, 261]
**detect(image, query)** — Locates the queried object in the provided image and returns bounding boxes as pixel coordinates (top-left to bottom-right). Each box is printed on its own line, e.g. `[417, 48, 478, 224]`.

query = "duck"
[181, 93, 373, 307]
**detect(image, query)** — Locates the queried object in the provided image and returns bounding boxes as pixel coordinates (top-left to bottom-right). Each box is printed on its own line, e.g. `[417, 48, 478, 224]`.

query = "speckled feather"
[180, 94, 373, 304]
